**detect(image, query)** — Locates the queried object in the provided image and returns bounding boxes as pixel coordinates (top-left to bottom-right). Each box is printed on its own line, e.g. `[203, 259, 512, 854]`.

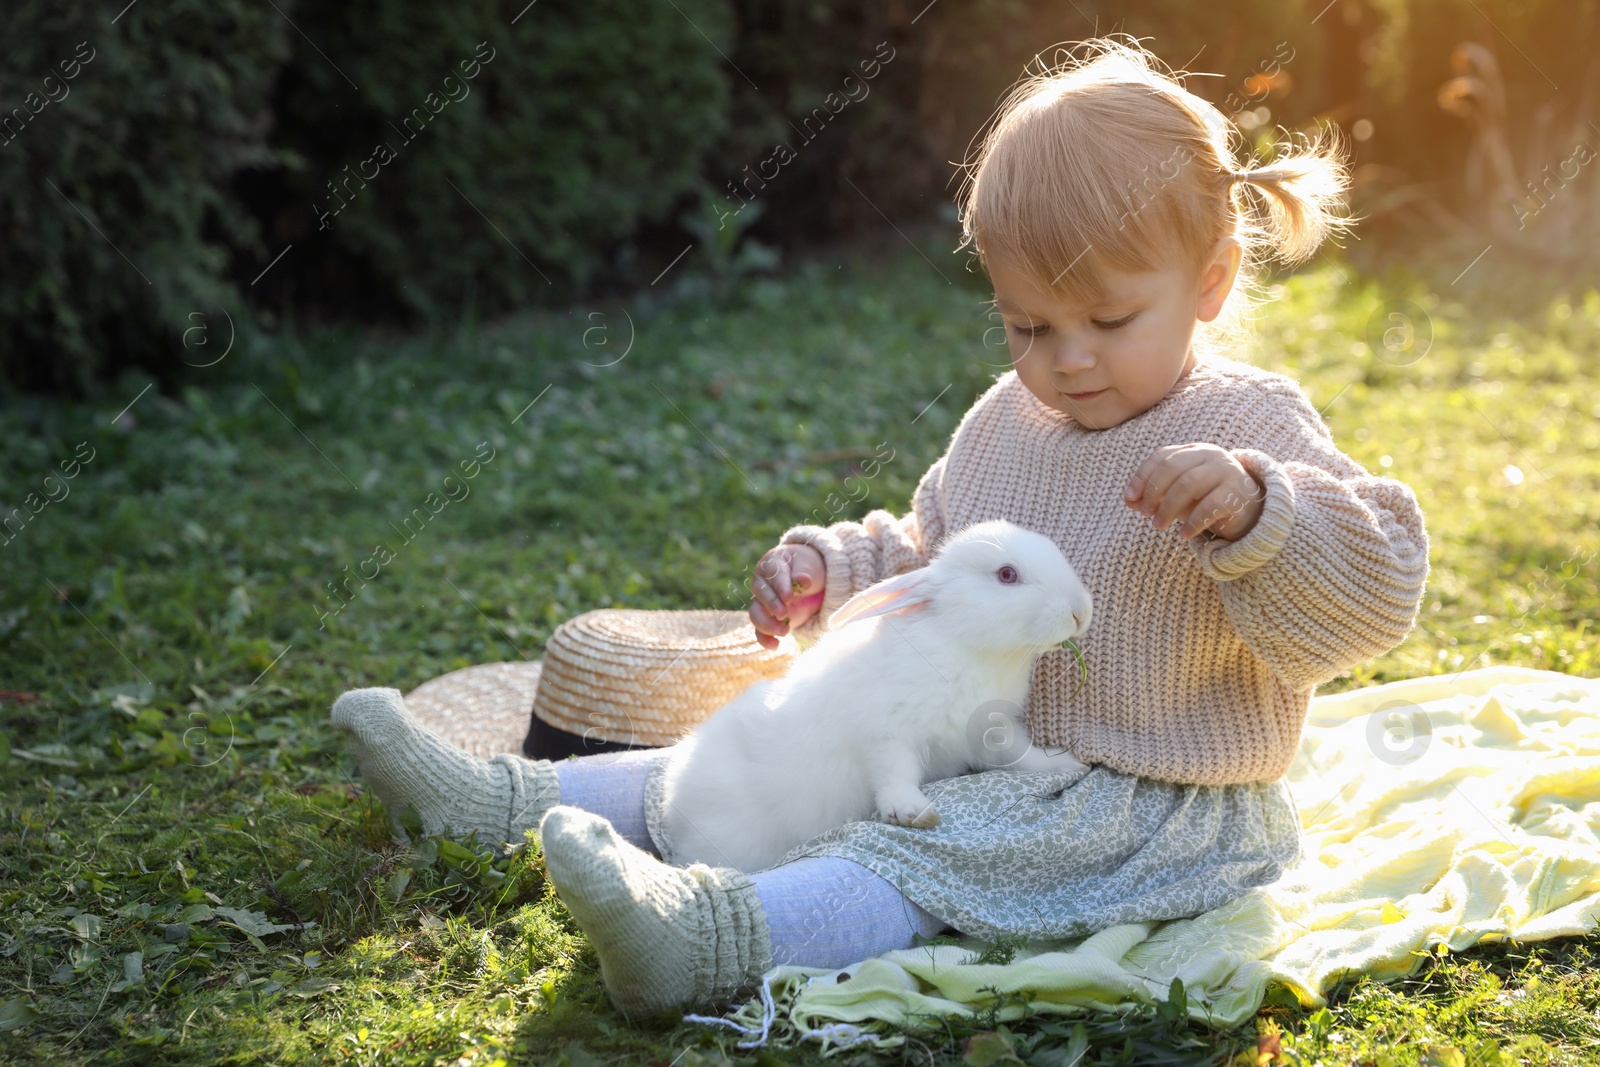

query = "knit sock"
[330, 687, 560, 845]
[538, 805, 773, 1019]
[550, 747, 668, 853]
[751, 855, 949, 969]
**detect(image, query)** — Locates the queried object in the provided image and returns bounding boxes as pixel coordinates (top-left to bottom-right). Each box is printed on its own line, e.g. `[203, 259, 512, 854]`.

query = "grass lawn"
[2, 221, 1598, 1065]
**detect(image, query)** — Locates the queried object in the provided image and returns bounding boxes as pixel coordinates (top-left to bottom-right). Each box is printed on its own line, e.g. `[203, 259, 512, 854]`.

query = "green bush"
[257, 0, 735, 324]
[0, 0, 736, 395]
[704, 3, 937, 244]
[0, 0, 295, 395]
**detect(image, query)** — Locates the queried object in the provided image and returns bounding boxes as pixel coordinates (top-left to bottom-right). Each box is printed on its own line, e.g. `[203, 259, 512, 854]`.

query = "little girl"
[331, 38, 1430, 1019]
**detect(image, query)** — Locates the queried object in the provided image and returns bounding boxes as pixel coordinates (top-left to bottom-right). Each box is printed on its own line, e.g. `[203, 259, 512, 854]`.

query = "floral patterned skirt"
[643, 754, 1304, 943]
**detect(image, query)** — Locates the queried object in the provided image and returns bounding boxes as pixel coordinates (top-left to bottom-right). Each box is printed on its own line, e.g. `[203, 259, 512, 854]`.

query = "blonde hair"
[955, 37, 1353, 355]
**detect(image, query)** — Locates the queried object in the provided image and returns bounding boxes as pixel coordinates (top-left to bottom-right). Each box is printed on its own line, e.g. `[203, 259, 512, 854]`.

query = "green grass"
[1, 221, 1598, 1065]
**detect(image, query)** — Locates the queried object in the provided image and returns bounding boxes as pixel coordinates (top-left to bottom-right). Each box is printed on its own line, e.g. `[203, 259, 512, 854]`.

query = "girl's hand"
[750, 544, 827, 650]
[1124, 443, 1266, 542]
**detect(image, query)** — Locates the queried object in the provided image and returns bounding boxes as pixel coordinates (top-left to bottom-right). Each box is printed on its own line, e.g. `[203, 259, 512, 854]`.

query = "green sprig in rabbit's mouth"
[1059, 636, 1089, 687]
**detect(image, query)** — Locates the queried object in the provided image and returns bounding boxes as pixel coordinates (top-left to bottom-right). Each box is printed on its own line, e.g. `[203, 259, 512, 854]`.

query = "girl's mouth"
[1063, 389, 1105, 401]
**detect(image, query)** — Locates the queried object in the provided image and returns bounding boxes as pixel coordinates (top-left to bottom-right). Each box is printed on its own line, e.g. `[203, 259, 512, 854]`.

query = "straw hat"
[405, 608, 798, 759]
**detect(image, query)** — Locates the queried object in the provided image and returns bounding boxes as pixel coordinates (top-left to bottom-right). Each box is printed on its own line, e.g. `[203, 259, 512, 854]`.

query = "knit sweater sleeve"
[1185, 383, 1432, 692]
[775, 455, 948, 647]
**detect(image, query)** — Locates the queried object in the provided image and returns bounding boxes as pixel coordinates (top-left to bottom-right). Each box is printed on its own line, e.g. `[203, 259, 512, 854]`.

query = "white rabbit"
[657, 518, 1094, 874]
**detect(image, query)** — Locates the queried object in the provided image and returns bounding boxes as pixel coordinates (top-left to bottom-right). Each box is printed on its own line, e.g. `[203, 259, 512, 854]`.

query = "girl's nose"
[1050, 334, 1095, 373]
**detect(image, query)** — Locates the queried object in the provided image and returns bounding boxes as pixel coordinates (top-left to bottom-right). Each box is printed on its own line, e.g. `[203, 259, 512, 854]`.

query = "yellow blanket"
[686, 667, 1600, 1050]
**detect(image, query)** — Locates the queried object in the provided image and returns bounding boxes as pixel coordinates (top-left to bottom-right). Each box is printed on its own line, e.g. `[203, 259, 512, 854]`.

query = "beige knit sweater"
[777, 353, 1431, 785]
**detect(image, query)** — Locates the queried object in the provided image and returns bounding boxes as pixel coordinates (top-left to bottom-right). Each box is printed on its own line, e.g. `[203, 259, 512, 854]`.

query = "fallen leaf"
[213, 906, 308, 937]
[0, 998, 41, 1030]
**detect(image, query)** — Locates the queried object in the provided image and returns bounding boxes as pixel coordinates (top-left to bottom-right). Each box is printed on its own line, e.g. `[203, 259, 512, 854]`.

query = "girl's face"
[988, 239, 1240, 430]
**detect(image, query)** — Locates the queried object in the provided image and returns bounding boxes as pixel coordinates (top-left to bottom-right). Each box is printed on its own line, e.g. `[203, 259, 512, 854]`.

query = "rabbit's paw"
[878, 791, 940, 828]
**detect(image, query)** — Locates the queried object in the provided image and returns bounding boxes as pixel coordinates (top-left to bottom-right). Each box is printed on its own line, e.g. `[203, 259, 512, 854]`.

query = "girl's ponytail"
[1229, 127, 1355, 267]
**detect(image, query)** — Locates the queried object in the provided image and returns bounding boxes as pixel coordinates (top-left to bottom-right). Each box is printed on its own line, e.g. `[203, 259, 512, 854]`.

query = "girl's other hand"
[750, 544, 826, 650]
[1124, 442, 1267, 542]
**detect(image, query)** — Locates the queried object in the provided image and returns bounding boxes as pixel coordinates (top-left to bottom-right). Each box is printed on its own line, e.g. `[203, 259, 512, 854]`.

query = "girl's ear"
[1196, 236, 1243, 323]
[829, 569, 932, 628]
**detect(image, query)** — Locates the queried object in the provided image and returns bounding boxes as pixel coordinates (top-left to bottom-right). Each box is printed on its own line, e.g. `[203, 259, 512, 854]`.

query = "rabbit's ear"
[829, 570, 932, 628]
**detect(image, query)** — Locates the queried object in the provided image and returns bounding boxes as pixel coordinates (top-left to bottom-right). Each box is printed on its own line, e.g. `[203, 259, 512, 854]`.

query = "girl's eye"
[997, 565, 1019, 584]
[1009, 313, 1135, 335]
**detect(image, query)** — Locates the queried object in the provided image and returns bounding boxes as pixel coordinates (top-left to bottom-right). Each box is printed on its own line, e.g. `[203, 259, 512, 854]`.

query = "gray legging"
[550, 747, 948, 968]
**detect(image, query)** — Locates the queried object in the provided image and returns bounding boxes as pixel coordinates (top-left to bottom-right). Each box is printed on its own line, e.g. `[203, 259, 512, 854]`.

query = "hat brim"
[404, 660, 542, 758]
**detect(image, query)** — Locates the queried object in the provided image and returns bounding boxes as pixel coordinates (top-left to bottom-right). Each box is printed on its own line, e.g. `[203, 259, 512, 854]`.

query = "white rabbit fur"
[657, 518, 1094, 874]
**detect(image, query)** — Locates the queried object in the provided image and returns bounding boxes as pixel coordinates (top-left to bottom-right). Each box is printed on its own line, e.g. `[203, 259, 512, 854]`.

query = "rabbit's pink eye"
[997, 565, 1019, 584]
